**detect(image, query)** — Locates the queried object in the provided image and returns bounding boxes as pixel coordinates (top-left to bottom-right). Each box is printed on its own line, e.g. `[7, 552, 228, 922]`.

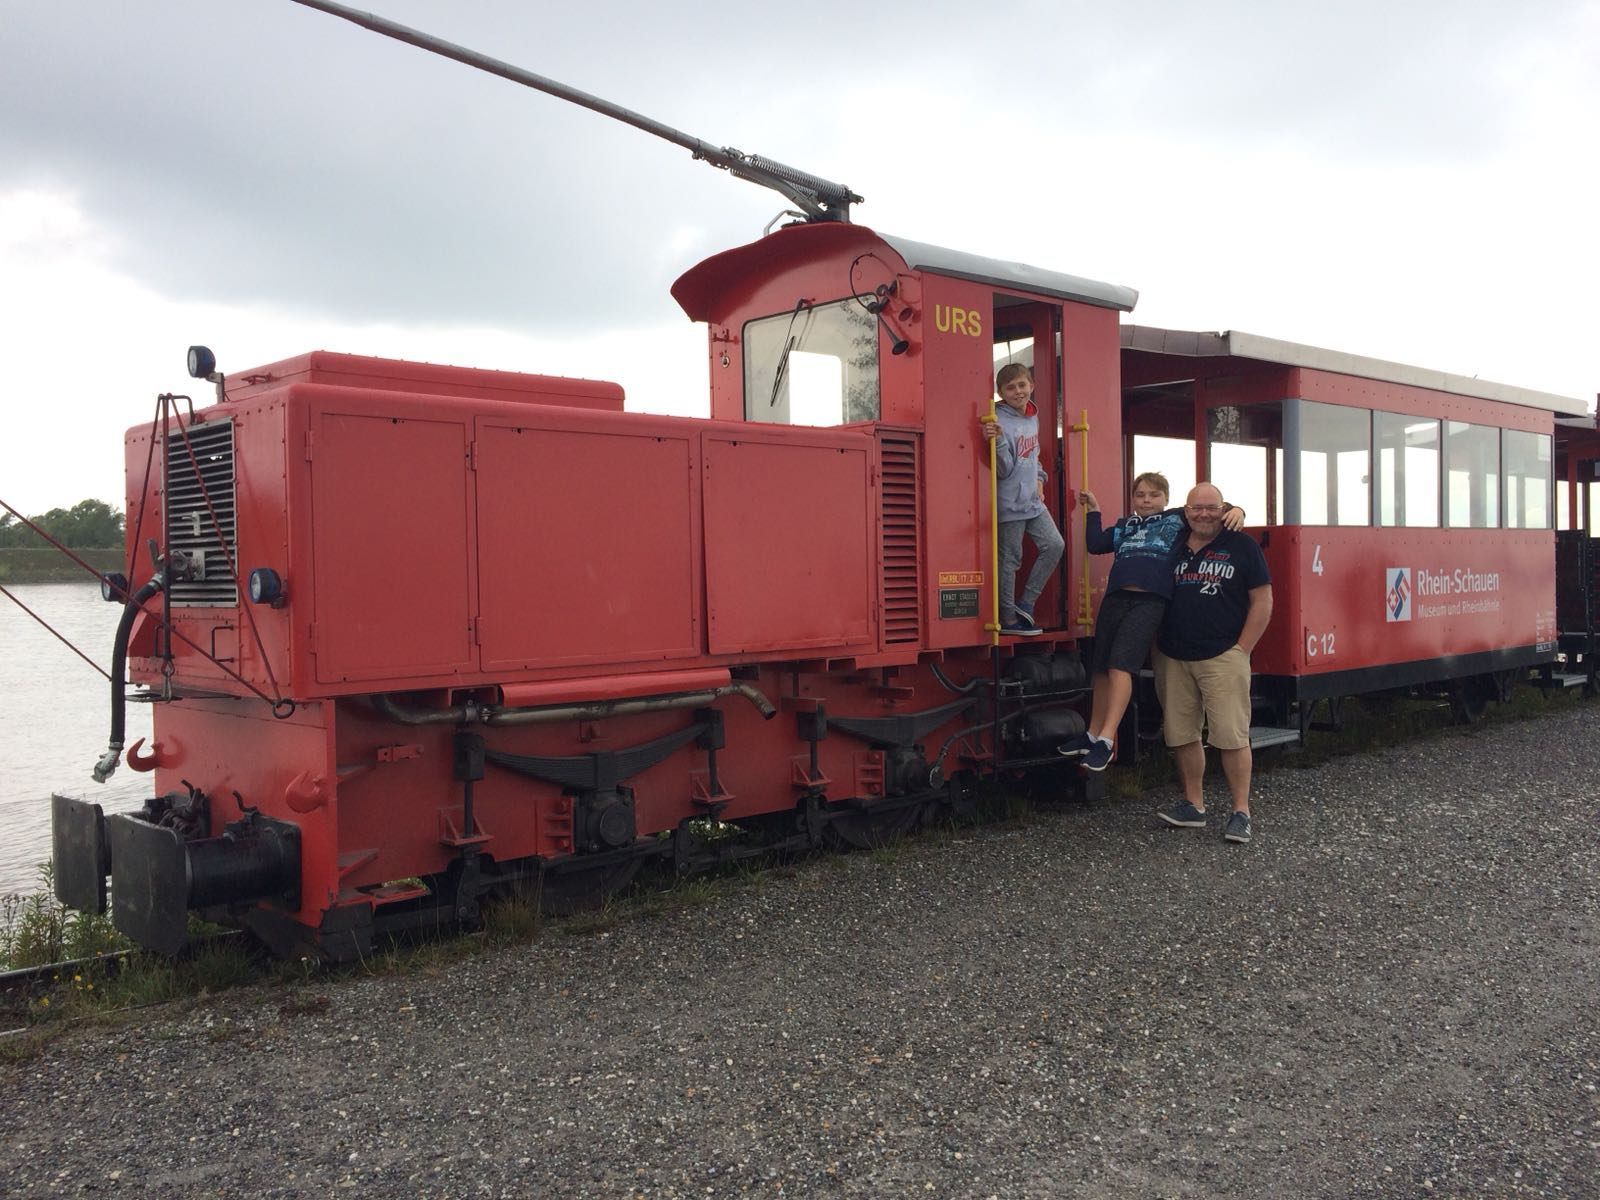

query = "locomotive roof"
[672, 223, 1137, 319]
[876, 234, 1138, 313]
[1123, 325, 1590, 416]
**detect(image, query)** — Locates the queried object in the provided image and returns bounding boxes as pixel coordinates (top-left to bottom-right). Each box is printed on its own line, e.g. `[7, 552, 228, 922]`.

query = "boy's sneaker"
[1000, 620, 1043, 637]
[1082, 740, 1114, 771]
[1224, 811, 1252, 843]
[1157, 800, 1207, 828]
[1056, 732, 1092, 757]
[1013, 601, 1039, 630]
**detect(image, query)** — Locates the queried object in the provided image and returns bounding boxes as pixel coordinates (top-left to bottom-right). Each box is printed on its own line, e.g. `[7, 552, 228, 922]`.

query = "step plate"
[1249, 726, 1303, 750]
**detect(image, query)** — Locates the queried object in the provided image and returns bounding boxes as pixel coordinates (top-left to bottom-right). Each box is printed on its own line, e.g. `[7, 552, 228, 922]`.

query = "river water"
[0, 582, 153, 896]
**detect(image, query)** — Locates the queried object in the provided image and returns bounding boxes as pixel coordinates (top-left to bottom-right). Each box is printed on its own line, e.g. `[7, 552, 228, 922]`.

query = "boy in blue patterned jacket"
[1062, 472, 1242, 770]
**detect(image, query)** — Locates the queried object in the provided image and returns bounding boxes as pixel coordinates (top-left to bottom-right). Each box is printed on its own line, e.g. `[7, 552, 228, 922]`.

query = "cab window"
[743, 298, 880, 425]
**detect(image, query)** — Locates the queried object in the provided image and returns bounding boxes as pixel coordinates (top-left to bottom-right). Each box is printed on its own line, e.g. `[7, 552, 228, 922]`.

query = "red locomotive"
[53, 220, 1134, 958]
[46, 3, 1595, 959]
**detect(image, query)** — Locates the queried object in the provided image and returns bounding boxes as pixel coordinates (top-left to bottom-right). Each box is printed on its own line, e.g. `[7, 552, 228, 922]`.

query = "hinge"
[469, 616, 482, 645]
[467, 440, 478, 471]
[307, 622, 318, 653]
[303, 430, 315, 462]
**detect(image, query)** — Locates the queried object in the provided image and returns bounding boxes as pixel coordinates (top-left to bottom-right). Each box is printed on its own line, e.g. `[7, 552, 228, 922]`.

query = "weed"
[186, 940, 262, 994]
[481, 885, 543, 946]
[82, 957, 185, 1013]
[0, 1026, 62, 1064]
[0, 864, 126, 970]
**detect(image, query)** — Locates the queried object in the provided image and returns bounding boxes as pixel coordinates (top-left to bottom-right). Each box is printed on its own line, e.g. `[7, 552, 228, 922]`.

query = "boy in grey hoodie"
[980, 363, 1065, 636]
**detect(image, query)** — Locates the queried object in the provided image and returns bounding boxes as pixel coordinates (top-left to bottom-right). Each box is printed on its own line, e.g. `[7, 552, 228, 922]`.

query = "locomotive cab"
[672, 222, 1135, 647]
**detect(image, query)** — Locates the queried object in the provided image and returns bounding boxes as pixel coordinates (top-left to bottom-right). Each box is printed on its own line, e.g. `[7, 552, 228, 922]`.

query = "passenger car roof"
[1123, 325, 1589, 416]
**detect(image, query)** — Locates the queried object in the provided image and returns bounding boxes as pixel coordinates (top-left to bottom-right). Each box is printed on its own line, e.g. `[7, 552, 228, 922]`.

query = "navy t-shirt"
[1157, 530, 1272, 661]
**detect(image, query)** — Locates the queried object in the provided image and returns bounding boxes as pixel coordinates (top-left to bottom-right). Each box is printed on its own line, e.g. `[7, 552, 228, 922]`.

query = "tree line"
[0, 499, 125, 549]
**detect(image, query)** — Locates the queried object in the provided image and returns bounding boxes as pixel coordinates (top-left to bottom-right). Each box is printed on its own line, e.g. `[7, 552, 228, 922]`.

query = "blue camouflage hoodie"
[992, 400, 1048, 522]
[1084, 507, 1191, 598]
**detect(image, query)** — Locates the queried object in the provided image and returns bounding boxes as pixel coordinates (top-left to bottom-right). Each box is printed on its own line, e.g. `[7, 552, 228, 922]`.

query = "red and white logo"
[1385, 567, 1412, 622]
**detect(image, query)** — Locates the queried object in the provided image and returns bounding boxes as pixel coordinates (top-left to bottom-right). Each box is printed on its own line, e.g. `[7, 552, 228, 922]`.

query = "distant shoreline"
[0, 547, 125, 584]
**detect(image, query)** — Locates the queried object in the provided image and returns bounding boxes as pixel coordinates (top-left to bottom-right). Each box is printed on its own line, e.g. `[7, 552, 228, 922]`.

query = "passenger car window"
[1207, 402, 1282, 525]
[1445, 421, 1500, 528]
[1374, 412, 1440, 528]
[1502, 430, 1552, 529]
[1296, 401, 1369, 526]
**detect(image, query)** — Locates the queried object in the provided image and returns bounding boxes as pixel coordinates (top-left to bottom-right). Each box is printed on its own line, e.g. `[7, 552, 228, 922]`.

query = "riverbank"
[3, 701, 1595, 1198]
[0, 548, 122, 585]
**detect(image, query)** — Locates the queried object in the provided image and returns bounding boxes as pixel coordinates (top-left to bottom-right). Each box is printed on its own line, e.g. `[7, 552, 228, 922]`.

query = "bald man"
[1151, 483, 1273, 843]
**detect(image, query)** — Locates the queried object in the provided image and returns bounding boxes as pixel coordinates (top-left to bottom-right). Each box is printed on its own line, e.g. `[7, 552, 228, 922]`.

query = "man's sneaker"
[1014, 601, 1039, 630]
[1000, 620, 1043, 637]
[1056, 732, 1092, 757]
[1082, 739, 1114, 771]
[1224, 811, 1252, 843]
[1157, 800, 1207, 828]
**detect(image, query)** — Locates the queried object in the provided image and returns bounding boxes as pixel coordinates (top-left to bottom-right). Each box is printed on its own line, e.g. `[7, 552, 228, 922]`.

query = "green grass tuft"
[0, 864, 126, 970]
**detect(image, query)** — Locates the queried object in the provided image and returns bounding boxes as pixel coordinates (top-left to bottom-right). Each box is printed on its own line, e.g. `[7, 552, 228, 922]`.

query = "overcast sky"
[2, 0, 1596, 513]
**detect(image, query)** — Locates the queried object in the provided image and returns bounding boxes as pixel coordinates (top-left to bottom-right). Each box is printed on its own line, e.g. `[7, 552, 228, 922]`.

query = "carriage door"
[991, 297, 1066, 629]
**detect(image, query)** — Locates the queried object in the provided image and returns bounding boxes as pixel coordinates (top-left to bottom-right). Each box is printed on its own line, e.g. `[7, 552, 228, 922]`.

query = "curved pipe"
[371, 683, 777, 728]
[94, 571, 167, 782]
[931, 710, 1024, 777]
[929, 662, 982, 696]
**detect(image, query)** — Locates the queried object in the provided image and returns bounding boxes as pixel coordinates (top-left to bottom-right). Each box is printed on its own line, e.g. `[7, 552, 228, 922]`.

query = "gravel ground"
[3, 704, 1598, 1199]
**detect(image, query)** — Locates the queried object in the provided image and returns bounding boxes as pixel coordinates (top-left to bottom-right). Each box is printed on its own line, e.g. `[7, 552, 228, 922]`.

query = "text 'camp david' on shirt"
[1157, 530, 1271, 661]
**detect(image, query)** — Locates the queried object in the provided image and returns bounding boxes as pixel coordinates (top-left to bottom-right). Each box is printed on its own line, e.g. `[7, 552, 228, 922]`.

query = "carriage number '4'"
[1306, 546, 1332, 656]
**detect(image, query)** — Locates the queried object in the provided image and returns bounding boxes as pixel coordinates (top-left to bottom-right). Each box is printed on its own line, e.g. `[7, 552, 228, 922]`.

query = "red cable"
[0, 584, 113, 681]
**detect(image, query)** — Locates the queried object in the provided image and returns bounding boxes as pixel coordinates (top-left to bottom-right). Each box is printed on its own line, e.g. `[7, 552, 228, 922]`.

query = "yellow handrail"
[986, 395, 1000, 646]
[1072, 408, 1093, 626]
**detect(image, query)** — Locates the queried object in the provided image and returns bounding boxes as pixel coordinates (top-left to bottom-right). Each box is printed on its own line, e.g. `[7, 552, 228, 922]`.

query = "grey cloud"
[1, 0, 1588, 329]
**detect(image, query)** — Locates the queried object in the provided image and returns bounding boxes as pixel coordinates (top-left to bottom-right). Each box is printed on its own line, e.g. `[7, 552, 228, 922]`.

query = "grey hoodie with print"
[992, 399, 1048, 522]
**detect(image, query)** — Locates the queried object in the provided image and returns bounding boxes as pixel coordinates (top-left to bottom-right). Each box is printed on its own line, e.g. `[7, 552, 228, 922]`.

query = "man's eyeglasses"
[1186, 504, 1223, 514]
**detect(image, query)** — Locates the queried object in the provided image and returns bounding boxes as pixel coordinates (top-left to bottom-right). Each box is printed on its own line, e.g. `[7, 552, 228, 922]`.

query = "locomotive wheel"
[827, 798, 929, 850]
[1449, 676, 1492, 724]
[537, 858, 643, 917]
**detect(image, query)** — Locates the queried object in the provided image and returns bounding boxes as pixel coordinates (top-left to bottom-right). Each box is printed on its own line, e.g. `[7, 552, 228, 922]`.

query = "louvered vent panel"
[878, 432, 921, 645]
[164, 419, 239, 606]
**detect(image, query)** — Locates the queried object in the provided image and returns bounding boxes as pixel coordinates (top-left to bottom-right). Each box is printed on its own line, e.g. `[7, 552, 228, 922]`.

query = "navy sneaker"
[1157, 800, 1207, 828]
[1014, 601, 1039, 630]
[1224, 811, 1252, 843]
[1000, 620, 1043, 637]
[1056, 732, 1092, 757]
[1082, 739, 1114, 771]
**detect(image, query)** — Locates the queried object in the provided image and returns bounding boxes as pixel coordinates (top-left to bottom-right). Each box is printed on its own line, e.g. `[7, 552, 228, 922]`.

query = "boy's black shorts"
[1090, 590, 1168, 675]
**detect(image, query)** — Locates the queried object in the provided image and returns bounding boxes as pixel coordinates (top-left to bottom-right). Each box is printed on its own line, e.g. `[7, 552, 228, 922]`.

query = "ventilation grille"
[878, 432, 922, 645]
[164, 419, 238, 606]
